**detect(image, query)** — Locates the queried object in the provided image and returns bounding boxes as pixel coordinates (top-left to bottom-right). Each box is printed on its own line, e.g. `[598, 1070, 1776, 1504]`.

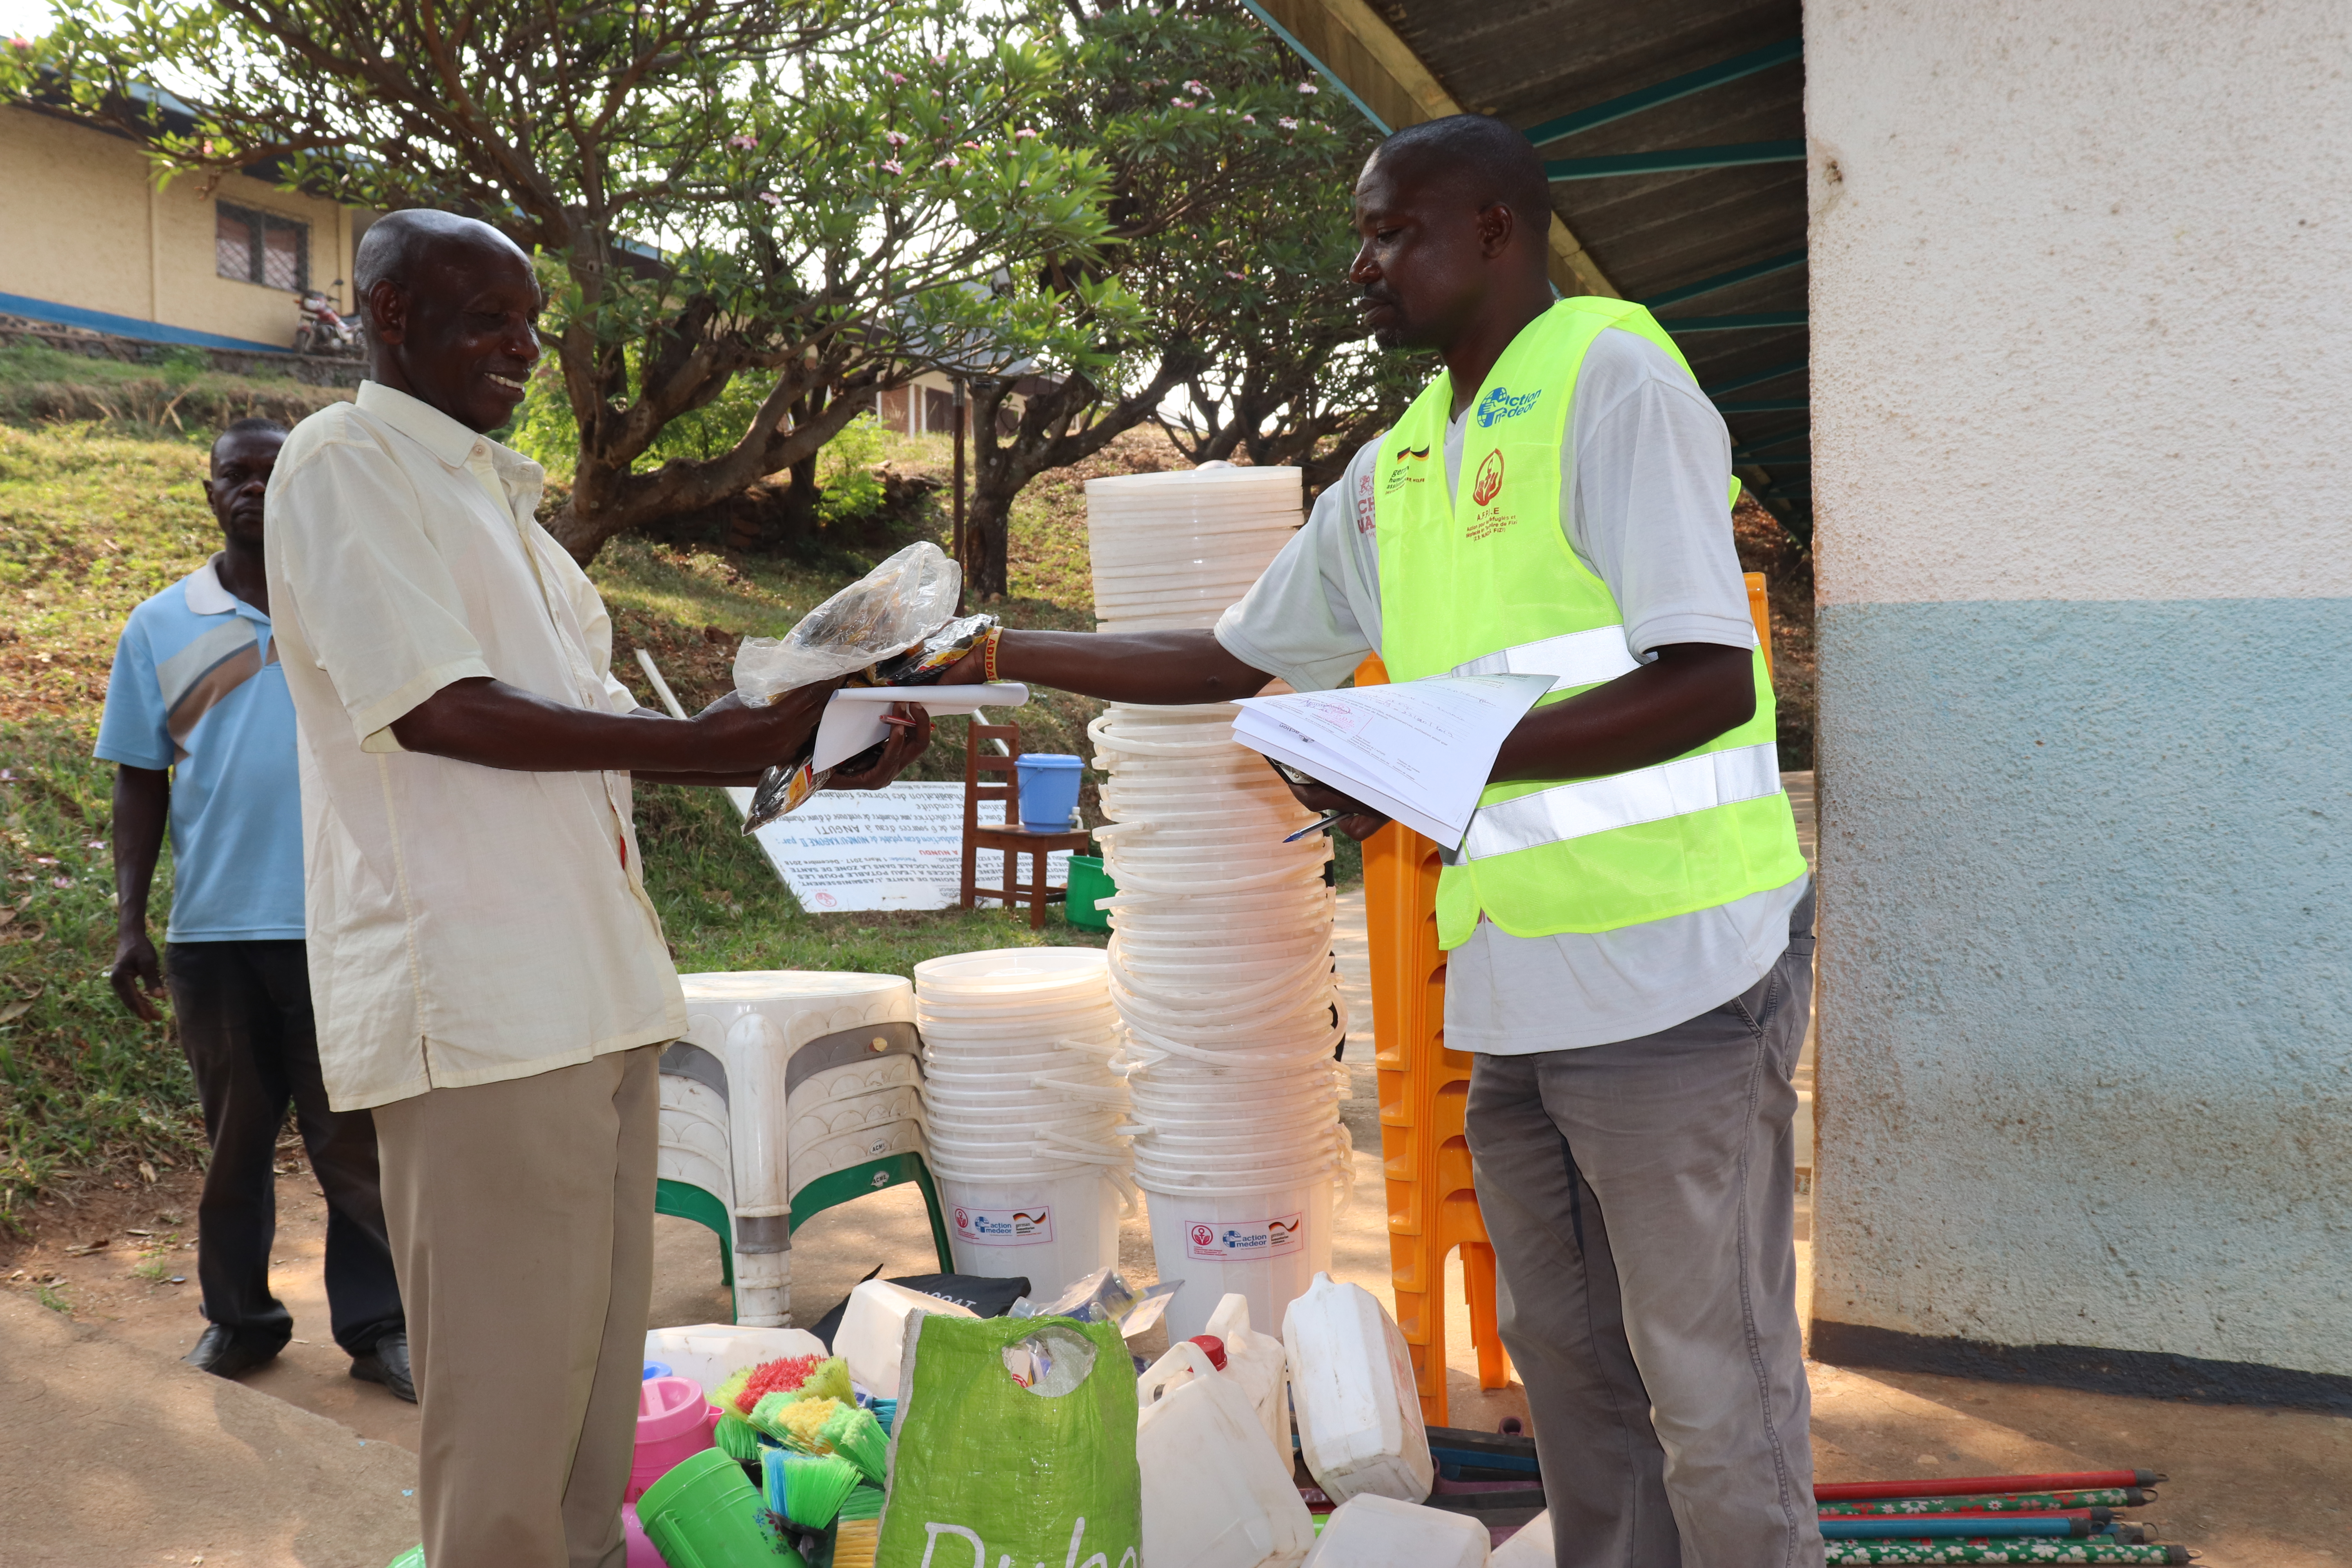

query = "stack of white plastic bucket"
[1083, 465, 1352, 1343]
[911, 949, 1134, 1299]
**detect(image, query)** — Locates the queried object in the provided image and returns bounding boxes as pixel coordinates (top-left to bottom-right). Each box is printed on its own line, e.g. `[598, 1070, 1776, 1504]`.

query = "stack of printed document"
[1230, 673, 1553, 848]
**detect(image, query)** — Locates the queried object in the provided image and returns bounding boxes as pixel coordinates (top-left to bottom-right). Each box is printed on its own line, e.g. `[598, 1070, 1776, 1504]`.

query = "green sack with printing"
[878, 1313, 1140, 1568]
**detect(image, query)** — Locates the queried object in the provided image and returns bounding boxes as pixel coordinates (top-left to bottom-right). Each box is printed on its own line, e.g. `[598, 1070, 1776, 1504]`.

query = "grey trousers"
[1466, 886, 1821, 1568]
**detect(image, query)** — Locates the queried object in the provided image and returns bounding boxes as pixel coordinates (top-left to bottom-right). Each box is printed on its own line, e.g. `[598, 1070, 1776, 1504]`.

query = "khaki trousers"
[374, 1046, 658, 1568]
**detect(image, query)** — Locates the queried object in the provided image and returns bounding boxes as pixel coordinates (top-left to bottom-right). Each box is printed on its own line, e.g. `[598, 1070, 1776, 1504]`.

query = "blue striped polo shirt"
[94, 555, 305, 942]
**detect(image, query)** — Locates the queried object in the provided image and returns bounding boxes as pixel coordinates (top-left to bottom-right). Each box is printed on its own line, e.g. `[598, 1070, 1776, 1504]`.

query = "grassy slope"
[0, 413, 1192, 1227]
[0, 404, 1798, 1224]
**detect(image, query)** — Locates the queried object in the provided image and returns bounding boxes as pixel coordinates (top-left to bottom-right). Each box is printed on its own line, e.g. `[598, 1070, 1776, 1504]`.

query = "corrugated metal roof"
[1247, 0, 1811, 535]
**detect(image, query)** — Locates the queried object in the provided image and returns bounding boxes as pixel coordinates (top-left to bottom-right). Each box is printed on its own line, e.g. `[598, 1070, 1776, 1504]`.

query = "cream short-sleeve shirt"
[264, 381, 684, 1110]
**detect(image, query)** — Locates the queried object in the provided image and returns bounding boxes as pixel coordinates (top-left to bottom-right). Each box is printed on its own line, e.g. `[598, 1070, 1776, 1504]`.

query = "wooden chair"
[960, 720, 1092, 929]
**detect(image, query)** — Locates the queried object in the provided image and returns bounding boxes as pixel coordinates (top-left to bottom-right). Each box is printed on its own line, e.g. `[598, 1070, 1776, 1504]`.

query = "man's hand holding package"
[389, 672, 929, 789]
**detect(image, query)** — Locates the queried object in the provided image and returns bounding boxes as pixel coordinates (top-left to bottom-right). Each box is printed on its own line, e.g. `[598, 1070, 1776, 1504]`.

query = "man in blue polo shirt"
[98, 416, 410, 1399]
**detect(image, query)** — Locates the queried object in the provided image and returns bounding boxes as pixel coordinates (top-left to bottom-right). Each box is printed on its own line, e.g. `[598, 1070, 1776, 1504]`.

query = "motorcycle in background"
[294, 281, 365, 358]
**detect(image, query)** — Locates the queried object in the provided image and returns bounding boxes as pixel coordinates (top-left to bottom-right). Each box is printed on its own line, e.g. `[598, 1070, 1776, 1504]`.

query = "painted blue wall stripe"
[0, 292, 290, 354]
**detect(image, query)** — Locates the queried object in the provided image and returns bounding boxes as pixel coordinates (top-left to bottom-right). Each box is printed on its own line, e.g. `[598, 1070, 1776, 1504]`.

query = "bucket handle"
[1027, 1075, 1129, 1105]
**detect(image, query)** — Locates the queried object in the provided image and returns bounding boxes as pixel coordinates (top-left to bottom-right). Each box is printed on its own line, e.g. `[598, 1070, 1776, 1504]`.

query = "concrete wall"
[0, 106, 354, 350]
[1807, 0, 2351, 1381]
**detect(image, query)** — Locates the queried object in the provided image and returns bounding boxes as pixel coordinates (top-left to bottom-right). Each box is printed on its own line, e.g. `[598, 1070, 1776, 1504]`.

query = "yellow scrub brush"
[832, 1486, 884, 1568]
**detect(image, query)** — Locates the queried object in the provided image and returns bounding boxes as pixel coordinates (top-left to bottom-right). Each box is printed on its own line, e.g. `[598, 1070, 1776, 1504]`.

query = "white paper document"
[1230, 673, 1553, 848]
[722, 781, 1069, 912]
[810, 682, 1029, 770]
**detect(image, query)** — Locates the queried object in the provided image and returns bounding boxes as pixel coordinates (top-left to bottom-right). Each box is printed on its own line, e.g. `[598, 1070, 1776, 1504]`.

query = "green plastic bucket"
[1064, 855, 1115, 930]
[636, 1447, 805, 1568]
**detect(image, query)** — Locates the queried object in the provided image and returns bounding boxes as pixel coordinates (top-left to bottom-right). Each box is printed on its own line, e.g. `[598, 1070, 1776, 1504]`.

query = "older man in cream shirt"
[265, 210, 926, 1567]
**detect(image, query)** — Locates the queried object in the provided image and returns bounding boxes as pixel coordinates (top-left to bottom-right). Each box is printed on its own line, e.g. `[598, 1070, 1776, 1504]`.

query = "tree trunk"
[778, 450, 822, 546]
[964, 481, 1016, 599]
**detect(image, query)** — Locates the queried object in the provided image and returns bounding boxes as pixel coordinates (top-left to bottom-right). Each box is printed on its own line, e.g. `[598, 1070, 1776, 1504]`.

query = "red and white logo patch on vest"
[1472, 449, 1505, 506]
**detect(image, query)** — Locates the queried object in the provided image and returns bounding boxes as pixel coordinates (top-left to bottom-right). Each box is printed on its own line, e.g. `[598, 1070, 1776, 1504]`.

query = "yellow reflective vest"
[1372, 297, 1806, 947]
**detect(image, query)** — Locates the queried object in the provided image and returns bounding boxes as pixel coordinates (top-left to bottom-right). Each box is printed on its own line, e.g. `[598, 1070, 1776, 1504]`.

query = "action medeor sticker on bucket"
[953, 1204, 1056, 1246]
[1184, 1212, 1304, 1262]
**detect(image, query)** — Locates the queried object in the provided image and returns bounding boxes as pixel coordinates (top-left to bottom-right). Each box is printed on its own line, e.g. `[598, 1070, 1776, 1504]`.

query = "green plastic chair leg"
[788, 1152, 955, 1273]
[655, 1176, 737, 1321]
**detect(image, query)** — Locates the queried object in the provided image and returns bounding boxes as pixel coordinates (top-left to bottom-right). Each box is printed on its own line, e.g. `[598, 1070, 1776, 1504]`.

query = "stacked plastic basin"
[1083, 465, 1352, 1343]
[912, 948, 1134, 1298]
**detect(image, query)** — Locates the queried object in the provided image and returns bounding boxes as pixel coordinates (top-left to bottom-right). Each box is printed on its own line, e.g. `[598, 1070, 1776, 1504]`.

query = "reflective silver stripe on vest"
[1448, 625, 1641, 691]
[1461, 742, 1784, 861]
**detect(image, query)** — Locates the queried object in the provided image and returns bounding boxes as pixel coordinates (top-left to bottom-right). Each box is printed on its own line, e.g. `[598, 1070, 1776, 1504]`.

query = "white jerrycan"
[1205, 1291, 1292, 1463]
[1488, 1510, 1552, 1567]
[1281, 1272, 1434, 1504]
[1302, 1494, 1490, 1568]
[1136, 1339, 1316, 1568]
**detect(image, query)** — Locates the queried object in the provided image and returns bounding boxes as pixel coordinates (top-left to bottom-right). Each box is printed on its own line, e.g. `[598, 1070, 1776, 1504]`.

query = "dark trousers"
[168, 939, 403, 1357]
[1466, 884, 1822, 1568]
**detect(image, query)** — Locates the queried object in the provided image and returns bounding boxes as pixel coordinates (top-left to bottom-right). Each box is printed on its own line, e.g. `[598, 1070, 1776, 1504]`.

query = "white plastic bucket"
[914, 947, 1109, 994]
[936, 1168, 1122, 1299]
[1145, 1178, 1335, 1343]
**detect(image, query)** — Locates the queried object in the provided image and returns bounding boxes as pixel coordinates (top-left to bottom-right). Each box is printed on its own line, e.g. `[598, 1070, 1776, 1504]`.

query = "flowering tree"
[5, 1, 1130, 561]
[958, 0, 1400, 597]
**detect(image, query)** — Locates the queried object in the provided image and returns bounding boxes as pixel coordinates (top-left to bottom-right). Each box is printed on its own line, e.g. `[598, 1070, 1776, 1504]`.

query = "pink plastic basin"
[626, 1374, 719, 1503]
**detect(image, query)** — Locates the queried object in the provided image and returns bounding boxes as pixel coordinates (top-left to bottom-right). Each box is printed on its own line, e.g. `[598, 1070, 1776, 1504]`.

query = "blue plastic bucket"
[1015, 753, 1083, 829]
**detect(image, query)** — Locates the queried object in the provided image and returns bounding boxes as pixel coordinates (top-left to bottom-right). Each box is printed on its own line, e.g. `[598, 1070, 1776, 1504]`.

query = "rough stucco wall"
[0, 107, 349, 349]
[1808, 0, 2352, 1375]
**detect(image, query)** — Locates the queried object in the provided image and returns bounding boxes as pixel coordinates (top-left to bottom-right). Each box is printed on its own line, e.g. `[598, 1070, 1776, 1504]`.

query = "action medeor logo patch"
[1474, 385, 1541, 427]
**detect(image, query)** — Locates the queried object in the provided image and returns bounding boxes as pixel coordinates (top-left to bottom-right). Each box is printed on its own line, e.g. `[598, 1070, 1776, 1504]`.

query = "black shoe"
[183, 1323, 283, 1380]
[351, 1330, 416, 1403]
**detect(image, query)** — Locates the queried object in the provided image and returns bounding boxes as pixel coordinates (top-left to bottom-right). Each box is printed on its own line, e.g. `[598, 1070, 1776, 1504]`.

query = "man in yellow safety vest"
[944, 114, 1819, 1568]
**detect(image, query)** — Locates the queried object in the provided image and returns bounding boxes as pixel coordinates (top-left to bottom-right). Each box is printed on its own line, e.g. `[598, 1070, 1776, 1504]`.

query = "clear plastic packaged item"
[733, 542, 960, 704]
[1009, 1266, 1183, 1343]
[732, 542, 997, 832]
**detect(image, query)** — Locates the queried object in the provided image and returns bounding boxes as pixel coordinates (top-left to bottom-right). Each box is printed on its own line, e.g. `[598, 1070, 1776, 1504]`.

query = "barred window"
[215, 202, 309, 292]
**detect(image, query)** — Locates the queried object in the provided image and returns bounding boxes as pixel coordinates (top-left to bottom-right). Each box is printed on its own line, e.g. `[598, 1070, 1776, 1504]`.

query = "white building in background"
[1807, 0, 2352, 1397]
[0, 102, 367, 353]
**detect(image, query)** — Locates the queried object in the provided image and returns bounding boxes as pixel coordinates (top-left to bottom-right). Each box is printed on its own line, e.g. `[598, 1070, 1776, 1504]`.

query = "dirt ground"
[5, 869, 2344, 1565]
[7, 1135, 2350, 1567]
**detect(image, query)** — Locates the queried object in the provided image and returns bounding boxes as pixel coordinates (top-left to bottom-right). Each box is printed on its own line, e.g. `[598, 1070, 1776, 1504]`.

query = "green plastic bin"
[638, 1447, 806, 1568]
[1063, 854, 1115, 930]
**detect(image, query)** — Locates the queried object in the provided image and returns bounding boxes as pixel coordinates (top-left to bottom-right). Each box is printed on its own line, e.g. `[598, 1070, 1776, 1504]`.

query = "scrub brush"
[813, 1403, 889, 1488]
[764, 1450, 863, 1529]
[832, 1492, 884, 1568]
[713, 1365, 756, 1415]
[832, 1518, 879, 1568]
[741, 1352, 857, 1413]
[714, 1405, 765, 1463]
[759, 1393, 847, 1450]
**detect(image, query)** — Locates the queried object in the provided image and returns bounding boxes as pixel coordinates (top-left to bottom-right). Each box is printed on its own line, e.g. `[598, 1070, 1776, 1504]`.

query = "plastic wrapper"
[734, 544, 998, 834]
[1007, 1267, 1181, 1342]
[731, 541, 959, 704]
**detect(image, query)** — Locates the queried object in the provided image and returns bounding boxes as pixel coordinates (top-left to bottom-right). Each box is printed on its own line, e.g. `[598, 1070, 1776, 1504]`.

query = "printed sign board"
[727, 782, 1072, 914]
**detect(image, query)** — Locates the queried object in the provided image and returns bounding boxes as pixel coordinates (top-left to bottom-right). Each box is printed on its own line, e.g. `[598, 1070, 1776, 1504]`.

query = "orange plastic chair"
[1357, 582, 1775, 1423]
[1356, 654, 1503, 1426]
